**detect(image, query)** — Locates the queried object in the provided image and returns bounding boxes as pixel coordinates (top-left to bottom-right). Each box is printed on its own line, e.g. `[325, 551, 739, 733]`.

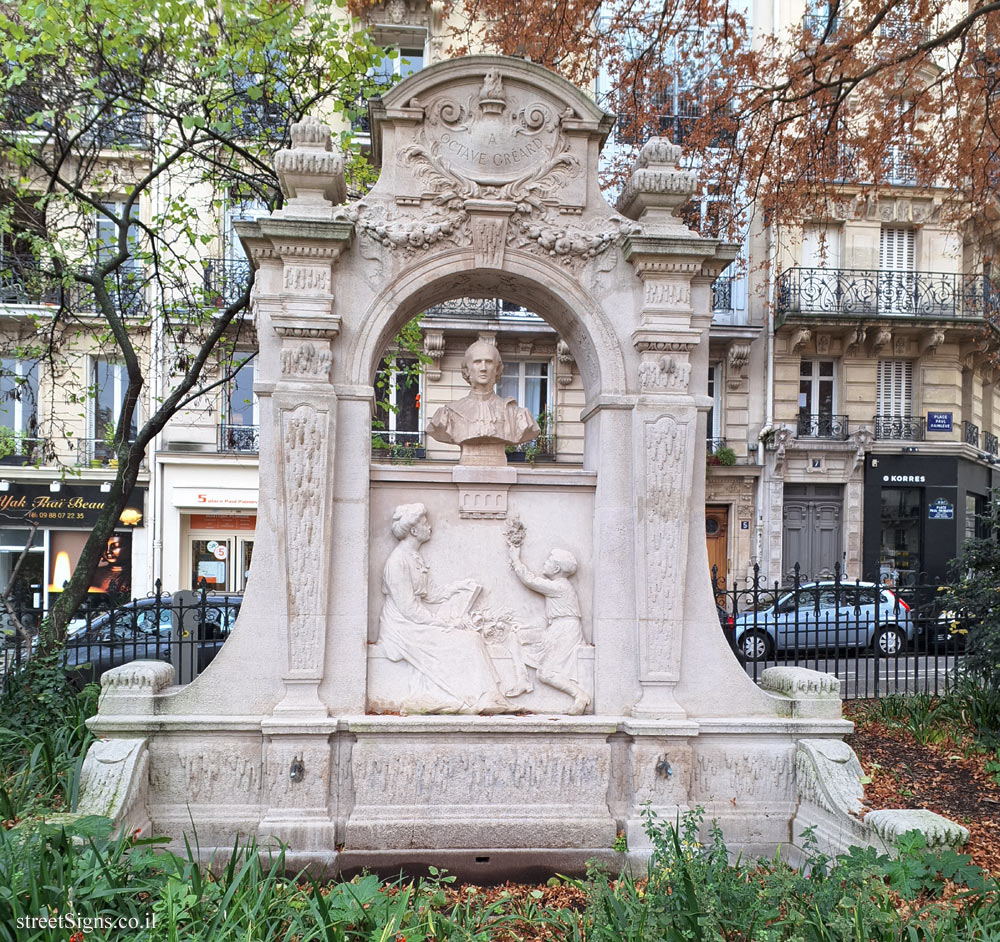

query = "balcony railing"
[707, 437, 728, 455]
[76, 437, 136, 466]
[0, 262, 69, 306]
[371, 429, 425, 459]
[711, 276, 732, 312]
[423, 297, 542, 321]
[964, 421, 980, 448]
[218, 424, 259, 454]
[777, 269, 999, 322]
[984, 431, 999, 457]
[0, 436, 49, 465]
[506, 434, 556, 463]
[873, 414, 925, 441]
[204, 258, 252, 308]
[796, 413, 849, 440]
[802, 13, 843, 41]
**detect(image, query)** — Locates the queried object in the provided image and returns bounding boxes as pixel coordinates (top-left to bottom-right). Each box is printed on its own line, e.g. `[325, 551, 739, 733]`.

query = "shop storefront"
[160, 467, 259, 592]
[0, 482, 146, 607]
[863, 453, 999, 585]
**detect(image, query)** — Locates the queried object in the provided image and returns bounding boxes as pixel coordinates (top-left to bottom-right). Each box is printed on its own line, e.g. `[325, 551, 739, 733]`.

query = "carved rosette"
[280, 405, 329, 677]
[637, 414, 691, 685]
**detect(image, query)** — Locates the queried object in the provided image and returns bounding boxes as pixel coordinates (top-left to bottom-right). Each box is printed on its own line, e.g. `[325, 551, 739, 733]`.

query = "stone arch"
[348, 247, 628, 402]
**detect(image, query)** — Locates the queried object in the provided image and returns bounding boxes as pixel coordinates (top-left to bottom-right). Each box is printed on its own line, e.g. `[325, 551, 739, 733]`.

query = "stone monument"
[76, 56, 965, 874]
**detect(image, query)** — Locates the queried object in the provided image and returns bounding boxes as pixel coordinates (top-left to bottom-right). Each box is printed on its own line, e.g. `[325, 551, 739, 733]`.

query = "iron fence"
[985, 431, 999, 456]
[713, 562, 965, 698]
[964, 421, 980, 448]
[1, 580, 241, 692]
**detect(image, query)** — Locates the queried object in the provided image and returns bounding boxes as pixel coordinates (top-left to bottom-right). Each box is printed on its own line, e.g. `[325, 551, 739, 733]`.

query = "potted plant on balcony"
[707, 445, 737, 467]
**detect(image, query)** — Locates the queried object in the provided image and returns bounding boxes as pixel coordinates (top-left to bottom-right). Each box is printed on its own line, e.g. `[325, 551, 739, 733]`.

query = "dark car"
[62, 593, 241, 688]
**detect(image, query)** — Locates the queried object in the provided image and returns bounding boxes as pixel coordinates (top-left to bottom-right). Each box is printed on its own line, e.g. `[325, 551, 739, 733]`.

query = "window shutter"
[877, 360, 912, 417]
[879, 227, 914, 272]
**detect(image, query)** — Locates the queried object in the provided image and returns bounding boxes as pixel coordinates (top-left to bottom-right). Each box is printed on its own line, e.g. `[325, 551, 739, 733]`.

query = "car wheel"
[874, 625, 906, 657]
[739, 629, 773, 662]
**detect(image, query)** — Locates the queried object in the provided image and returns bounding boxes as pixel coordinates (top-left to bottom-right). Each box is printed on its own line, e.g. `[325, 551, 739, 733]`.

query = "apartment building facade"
[0, 0, 996, 611]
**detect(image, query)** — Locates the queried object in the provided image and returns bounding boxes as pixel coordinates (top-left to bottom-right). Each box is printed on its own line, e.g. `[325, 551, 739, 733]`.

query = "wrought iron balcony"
[423, 297, 541, 321]
[777, 269, 998, 322]
[984, 431, 999, 457]
[506, 434, 556, 463]
[802, 13, 843, 41]
[711, 276, 732, 312]
[204, 258, 252, 308]
[964, 421, 980, 448]
[76, 437, 137, 466]
[796, 413, 849, 440]
[371, 429, 426, 459]
[0, 436, 50, 466]
[0, 262, 68, 306]
[873, 414, 925, 441]
[707, 437, 728, 455]
[218, 423, 259, 454]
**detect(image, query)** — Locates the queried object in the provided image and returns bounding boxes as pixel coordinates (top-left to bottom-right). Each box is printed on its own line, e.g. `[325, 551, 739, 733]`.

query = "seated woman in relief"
[378, 502, 509, 714]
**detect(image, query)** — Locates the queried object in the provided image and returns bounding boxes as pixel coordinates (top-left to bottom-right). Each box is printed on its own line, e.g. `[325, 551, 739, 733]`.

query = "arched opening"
[370, 295, 580, 466]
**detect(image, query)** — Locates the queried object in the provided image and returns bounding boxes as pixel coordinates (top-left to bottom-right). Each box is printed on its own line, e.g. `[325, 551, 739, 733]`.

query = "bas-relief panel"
[366, 483, 596, 715]
[690, 745, 796, 804]
[350, 739, 609, 806]
[148, 739, 262, 805]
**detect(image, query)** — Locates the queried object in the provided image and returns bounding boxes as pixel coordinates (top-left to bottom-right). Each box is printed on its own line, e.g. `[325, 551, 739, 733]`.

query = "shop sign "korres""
[881, 474, 926, 484]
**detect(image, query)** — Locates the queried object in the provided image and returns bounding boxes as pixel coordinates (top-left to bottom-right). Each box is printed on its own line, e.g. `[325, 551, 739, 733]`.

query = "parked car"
[62, 593, 242, 688]
[733, 582, 913, 662]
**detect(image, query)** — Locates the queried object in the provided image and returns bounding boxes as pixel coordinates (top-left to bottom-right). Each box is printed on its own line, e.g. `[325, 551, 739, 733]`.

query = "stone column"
[250, 118, 353, 854]
[618, 140, 737, 718]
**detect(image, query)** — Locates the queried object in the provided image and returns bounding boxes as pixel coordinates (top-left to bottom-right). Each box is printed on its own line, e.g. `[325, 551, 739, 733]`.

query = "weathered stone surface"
[865, 809, 970, 850]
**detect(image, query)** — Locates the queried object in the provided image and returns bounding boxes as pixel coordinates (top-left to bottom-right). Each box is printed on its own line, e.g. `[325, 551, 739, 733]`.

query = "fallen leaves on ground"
[845, 700, 1000, 874]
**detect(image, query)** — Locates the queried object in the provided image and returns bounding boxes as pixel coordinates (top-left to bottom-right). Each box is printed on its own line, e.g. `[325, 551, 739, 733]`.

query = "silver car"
[734, 581, 913, 662]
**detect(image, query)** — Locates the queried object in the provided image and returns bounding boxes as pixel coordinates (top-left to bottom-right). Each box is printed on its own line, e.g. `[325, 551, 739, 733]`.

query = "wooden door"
[705, 505, 729, 593]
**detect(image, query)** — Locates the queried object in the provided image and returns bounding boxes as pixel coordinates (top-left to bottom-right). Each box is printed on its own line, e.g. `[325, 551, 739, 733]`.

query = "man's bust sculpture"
[427, 341, 540, 466]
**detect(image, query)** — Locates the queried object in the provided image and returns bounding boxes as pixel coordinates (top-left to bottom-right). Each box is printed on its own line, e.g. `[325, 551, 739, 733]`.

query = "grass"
[2, 662, 1000, 939]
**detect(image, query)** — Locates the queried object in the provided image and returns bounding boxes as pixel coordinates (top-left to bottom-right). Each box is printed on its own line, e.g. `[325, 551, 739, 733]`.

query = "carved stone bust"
[426, 341, 540, 465]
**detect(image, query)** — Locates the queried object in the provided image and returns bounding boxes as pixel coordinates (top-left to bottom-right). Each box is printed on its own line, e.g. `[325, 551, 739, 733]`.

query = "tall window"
[94, 202, 143, 314]
[798, 360, 835, 436]
[499, 360, 550, 421]
[0, 358, 39, 449]
[353, 29, 426, 133]
[707, 363, 721, 443]
[220, 357, 258, 452]
[226, 359, 257, 426]
[91, 358, 137, 461]
[875, 359, 914, 439]
[880, 225, 915, 315]
[374, 357, 421, 446]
